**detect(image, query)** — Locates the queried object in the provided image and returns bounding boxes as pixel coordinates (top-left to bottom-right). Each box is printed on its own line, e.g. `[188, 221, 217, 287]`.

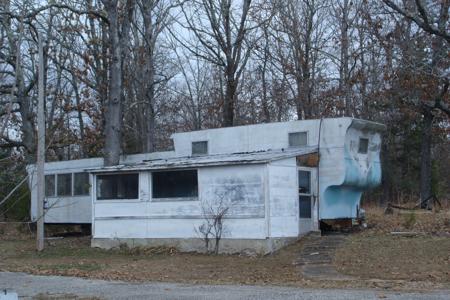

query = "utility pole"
[36, 33, 45, 251]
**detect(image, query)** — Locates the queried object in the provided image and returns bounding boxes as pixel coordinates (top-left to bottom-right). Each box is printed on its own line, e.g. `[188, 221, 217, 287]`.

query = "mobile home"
[28, 117, 385, 253]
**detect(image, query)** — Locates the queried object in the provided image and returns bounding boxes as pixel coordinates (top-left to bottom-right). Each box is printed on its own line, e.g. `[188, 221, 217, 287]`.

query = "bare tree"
[102, 0, 135, 166]
[275, 0, 328, 119]
[196, 186, 240, 254]
[176, 0, 263, 126]
[383, 0, 450, 43]
[382, 0, 449, 208]
[134, 0, 176, 152]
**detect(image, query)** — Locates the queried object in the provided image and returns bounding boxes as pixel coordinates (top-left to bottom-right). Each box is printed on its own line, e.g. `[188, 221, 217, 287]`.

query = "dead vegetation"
[362, 205, 450, 235]
[334, 206, 450, 284]
[1, 207, 449, 290]
[335, 234, 450, 282]
[0, 232, 304, 286]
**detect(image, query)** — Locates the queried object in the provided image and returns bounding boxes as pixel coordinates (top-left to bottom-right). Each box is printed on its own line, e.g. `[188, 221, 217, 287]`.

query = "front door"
[298, 169, 314, 235]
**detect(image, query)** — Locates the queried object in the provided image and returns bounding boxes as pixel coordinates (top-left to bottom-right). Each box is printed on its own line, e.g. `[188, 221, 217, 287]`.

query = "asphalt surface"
[1, 272, 449, 300]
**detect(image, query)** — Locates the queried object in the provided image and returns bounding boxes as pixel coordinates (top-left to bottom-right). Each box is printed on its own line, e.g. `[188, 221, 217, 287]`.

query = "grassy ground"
[334, 207, 450, 284]
[335, 234, 450, 282]
[0, 233, 303, 286]
[0, 207, 449, 290]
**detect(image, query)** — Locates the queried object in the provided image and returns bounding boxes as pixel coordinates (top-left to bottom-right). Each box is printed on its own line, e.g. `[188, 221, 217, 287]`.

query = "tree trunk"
[72, 77, 85, 157]
[419, 109, 433, 208]
[142, 1, 156, 152]
[260, 63, 270, 123]
[295, 78, 304, 120]
[103, 0, 122, 166]
[223, 76, 237, 127]
[17, 62, 35, 164]
[339, 0, 351, 116]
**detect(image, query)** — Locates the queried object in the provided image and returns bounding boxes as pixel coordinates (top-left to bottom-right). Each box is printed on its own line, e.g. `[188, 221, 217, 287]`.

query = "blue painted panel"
[319, 126, 383, 220]
[322, 186, 362, 219]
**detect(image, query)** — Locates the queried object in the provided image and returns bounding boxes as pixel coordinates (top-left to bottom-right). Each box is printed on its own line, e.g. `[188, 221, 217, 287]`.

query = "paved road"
[1, 272, 449, 300]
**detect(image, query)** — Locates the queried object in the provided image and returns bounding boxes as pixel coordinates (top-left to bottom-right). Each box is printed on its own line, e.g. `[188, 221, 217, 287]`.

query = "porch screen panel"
[97, 173, 139, 200]
[299, 196, 312, 218]
[57, 173, 72, 196]
[152, 170, 198, 198]
[45, 174, 56, 197]
[298, 170, 310, 194]
[74, 172, 90, 196]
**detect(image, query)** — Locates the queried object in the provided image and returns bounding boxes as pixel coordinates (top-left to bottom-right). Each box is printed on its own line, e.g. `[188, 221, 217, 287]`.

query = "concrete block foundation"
[91, 237, 299, 255]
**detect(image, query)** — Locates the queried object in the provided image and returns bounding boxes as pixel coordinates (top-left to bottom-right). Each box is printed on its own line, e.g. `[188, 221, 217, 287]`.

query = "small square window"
[57, 173, 72, 197]
[45, 175, 55, 197]
[192, 141, 208, 156]
[289, 132, 307, 147]
[358, 138, 369, 154]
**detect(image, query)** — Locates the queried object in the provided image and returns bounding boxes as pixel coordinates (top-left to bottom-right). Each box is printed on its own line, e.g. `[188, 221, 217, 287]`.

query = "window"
[57, 173, 72, 196]
[152, 170, 198, 199]
[74, 172, 90, 196]
[289, 132, 307, 147]
[298, 170, 310, 194]
[45, 174, 56, 197]
[298, 170, 312, 219]
[192, 141, 208, 156]
[97, 173, 139, 200]
[358, 138, 369, 154]
[299, 196, 312, 218]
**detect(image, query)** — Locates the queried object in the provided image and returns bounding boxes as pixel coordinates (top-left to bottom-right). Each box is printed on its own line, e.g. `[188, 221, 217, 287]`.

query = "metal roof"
[86, 146, 318, 173]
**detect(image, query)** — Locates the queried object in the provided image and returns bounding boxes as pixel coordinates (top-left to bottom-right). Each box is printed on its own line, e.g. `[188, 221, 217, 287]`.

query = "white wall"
[172, 119, 323, 156]
[28, 151, 174, 223]
[29, 117, 385, 226]
[93, 164, 268, 240]
[267, 158, 298, 237]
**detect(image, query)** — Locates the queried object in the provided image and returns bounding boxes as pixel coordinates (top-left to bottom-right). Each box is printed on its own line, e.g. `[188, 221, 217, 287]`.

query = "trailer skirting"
[91, 237, 299, 254]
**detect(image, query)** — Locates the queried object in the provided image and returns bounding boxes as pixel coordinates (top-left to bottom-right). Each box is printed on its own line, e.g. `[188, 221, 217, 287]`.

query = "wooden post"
[36, 33, 45, 251]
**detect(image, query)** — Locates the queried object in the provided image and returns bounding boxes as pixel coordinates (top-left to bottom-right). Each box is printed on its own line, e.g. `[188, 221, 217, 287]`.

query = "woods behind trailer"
[28, 117, 385, 253]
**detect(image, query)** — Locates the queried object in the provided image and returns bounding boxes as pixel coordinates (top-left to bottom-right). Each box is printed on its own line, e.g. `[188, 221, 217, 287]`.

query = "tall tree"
[101, 0, 135, 166]
[177, 0, 259, 126]
[383, 0, 449, 207]
[276, 0, 327, 119]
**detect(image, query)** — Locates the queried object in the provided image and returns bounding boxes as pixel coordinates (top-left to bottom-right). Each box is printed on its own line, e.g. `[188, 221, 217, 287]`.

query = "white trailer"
[28, 117, 385, 253]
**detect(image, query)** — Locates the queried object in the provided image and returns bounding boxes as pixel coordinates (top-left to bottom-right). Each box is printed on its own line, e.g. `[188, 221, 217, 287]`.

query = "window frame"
[298, 168, 312, 219]
[45, 174, 56, 198]
[358, 137, 369, 154]
[56, 173, 73, 197]
[288, 131, 308, 148]
[95, 172, 140, 201]
[73, 172, 90, 196]
[151, 169, 199, 201]
[191, 140, 208, 156]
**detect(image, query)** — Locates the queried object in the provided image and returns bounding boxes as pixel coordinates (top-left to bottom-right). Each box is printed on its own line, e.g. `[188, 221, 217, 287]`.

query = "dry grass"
[0, 235, 305, 286]
[335, 234, 450, 282]
[1, 207, 449, 290]
[363, 206, 450, 234]
[335, 206, 450, 284]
